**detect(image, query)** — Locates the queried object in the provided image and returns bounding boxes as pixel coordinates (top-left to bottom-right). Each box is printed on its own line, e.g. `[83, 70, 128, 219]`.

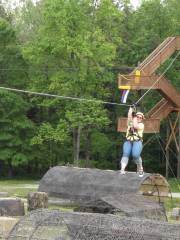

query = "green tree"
[0, 17, 28, 88]
[123, 0, 171, 65]
[0, 0, 13, 23]
[21, 0, 123, 166]
[65, 101, 110, 166]
[0, 16, 34, 177]
[31, 120, 70, 168]
[165, 0, 180, 36]
[0, 91, 34, 177]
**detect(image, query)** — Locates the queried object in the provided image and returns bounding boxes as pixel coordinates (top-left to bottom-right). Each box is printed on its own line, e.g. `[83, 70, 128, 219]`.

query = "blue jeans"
[122, 140, 143, 165]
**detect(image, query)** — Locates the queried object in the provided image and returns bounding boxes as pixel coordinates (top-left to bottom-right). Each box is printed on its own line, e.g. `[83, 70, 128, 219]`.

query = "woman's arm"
[127, 107, 133, 126]
[132, 117, 144, 130]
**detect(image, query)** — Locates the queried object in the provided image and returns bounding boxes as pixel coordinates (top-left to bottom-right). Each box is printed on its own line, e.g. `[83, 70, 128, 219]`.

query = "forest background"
[0, 0, 179, 178]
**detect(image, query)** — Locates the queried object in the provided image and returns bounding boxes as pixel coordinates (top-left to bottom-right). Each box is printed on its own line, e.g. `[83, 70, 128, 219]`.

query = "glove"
[131, 104, 137, 117]
[132, 111, 136, 117]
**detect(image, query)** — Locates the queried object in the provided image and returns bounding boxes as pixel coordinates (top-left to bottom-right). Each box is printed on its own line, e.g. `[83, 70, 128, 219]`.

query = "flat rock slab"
[0, 217, 19, 238]
[102, 193, 163, 213]
[0, 198, 24, 216]
[102, 193, 167, 220]
[75, 193, 167, 221]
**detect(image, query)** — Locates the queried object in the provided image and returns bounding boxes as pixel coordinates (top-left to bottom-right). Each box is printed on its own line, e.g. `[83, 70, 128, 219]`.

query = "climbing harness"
[126, 126, 143, 141]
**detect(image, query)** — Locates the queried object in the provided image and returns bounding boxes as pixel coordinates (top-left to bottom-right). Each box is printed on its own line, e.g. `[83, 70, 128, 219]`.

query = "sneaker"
[120, 170, 126, 175]
[138, 170, 144, 177]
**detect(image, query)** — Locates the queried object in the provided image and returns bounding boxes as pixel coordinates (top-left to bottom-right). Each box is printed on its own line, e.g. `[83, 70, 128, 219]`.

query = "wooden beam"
[166, 113, 180, 151]
[176, 36, 180, 50]
[166, 121, 170, 179]
[178, 112, 180, 179]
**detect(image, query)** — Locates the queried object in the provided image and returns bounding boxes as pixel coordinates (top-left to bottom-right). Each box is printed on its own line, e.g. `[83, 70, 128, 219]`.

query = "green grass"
[164, 197, 180, 223]
[0, 179, 39, 198]
[0, 179, 74, 213]
[168, 178, 180, 193]
[164, 197, 180, 211]
[48, 205, 74, 212]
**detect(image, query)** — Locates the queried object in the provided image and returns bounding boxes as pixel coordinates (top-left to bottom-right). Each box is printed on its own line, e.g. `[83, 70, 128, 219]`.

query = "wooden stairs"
[118, 36, 180, 133]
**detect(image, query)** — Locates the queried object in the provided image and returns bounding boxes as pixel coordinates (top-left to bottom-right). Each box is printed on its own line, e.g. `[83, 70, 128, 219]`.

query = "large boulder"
[38, 166, 169, 202]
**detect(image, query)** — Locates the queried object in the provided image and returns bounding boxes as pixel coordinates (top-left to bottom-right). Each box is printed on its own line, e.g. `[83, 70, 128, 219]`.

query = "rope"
[0, 66, 129, 73]
[143, 135, 155, 148]
[0, 86, 131, 107]
[135, 51, 180, 105]
[118, 74, 131, 81]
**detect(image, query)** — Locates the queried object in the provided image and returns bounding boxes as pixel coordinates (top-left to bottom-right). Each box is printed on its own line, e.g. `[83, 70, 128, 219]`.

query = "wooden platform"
[117, 117, 160, 133]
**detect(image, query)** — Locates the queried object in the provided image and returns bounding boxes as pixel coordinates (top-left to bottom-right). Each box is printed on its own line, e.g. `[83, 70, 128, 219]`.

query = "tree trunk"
[8, 159, 13, 178]
[73, 126, 81, 166]
[85, 131, 91, 167]
[27, 192, 48, 211]
[177, 114, 180, 179]
[166, 120, 170, 179]
[49, 141, 53, 168]
[73, 129, 76, 164]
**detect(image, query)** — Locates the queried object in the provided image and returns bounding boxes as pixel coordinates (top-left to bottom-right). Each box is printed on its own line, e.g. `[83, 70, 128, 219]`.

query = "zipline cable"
[0, 86, 131, 107]
[0, 66, 125, 72]
[135, 51, 180, 105]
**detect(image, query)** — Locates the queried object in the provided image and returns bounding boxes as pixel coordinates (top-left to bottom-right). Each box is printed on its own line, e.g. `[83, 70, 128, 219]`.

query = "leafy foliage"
[0, 91, 34, 170]
[0, 0, 179, 177]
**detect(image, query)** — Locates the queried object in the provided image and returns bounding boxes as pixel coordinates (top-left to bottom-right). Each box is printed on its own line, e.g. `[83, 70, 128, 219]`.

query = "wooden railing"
[136, 37, 177, 74]
[146, 99, 176, 119]
[133, 37, 174, 73]
[117, 118, 160, 133]
[118, 75, 180, 107]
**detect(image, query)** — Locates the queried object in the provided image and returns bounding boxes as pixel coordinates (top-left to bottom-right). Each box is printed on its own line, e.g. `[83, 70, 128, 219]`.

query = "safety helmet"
[136, 112, 145, 119]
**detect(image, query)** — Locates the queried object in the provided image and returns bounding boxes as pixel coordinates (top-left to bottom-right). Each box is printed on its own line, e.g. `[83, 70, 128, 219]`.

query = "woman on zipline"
[120, 106, 144, 177]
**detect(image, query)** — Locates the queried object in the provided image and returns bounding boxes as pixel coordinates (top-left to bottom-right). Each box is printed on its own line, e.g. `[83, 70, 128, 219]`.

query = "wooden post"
[27, 192, 48, 211]
[166, 120, 170, 179]
[177, 113, 180, 179]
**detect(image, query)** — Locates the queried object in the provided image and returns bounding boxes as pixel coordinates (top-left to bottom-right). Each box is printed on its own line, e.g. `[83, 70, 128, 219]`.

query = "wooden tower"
[118, 36, 180, 178]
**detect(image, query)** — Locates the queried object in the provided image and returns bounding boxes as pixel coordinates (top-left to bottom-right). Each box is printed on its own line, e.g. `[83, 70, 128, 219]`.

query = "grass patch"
[164, 197, 180, 223]
[48, 205, 74, 212]
[168, 178, 180, 193]
[164, 197, 180, 212]
[0, 179, 39, 198]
